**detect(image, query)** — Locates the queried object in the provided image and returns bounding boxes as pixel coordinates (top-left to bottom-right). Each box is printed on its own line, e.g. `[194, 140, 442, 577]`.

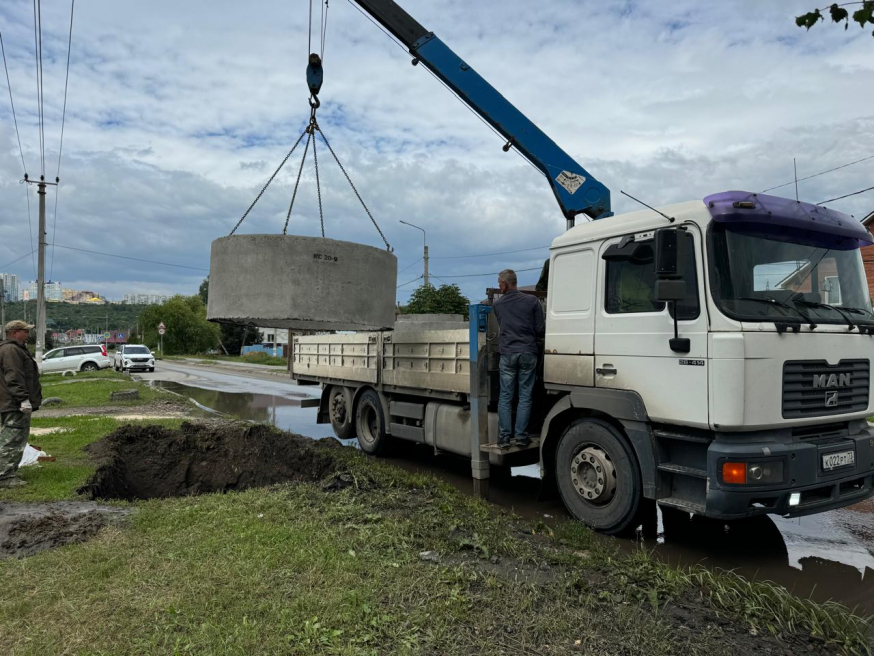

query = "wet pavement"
[138, 361, 874, 614]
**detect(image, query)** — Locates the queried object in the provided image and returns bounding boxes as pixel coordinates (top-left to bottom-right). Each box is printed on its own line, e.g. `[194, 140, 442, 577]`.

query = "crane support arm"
[353, 0, 611, 224]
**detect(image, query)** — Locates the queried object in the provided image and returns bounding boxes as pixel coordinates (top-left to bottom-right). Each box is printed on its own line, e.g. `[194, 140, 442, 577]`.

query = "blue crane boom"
[350, 0, 612, 227]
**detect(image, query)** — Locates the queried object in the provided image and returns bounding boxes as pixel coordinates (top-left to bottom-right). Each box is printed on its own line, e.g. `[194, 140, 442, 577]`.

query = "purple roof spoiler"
[704, 190, 874, 251]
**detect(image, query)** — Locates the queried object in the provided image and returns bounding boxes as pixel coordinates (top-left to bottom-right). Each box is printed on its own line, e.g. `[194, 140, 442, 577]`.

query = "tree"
[139, 295, 220, 355]
[197, 277, 260, 355]
[796, 2, 874, 37]
[402, 283, 469, 319]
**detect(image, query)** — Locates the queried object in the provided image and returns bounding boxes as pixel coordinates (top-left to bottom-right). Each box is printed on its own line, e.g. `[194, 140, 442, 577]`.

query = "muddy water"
[150, 378, 874, 615]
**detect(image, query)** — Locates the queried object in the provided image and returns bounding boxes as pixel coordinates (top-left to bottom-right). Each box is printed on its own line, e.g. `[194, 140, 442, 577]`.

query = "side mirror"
[654, 228, 690, 353]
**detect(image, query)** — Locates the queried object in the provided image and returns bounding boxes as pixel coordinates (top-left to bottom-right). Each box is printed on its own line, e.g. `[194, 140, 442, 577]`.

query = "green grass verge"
[40, 371, 177, 408]
[161, 353, 287, 367]
[0, 422, 870, 655]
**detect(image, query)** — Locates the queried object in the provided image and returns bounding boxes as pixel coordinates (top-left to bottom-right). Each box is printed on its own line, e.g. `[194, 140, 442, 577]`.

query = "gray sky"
[0, 0, 872, 303]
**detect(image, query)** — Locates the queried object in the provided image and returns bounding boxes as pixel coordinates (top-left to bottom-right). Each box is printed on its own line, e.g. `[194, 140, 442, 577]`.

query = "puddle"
[150, 380, 338, 440]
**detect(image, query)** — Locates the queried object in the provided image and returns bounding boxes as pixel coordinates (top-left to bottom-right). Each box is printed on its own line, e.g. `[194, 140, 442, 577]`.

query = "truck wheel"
[81, 362, 98, 372]
[555, 418, 644, 535]
[355, 389, 389, 455]
[328, 386, 355, 440]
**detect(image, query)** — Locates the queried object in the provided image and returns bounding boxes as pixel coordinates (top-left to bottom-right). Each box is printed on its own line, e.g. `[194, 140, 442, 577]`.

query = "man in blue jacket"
[492, 269, 545, 449]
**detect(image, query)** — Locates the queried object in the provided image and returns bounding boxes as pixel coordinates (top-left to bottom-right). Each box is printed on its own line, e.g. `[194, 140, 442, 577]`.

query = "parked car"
[114, 344, 156, 372]
[40, 345, 112, 373]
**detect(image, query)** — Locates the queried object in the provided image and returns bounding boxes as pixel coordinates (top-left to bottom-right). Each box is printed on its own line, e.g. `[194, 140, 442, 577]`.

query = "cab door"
[594, 227, 709, 428]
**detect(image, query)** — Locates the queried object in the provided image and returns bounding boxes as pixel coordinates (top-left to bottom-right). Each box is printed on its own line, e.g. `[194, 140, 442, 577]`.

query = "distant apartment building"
[26, 280, 63, 302]
[0, 273, 20, 301]
[123, 293, 170, 305]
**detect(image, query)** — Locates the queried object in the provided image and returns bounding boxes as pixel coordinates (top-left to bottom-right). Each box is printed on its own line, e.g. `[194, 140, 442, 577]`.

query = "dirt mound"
[0, 502, 129, 559]
[79, 421, 341, 500]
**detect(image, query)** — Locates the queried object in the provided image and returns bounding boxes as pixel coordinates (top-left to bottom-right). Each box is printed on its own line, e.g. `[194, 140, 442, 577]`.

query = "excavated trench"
[79, 421, 343, 501]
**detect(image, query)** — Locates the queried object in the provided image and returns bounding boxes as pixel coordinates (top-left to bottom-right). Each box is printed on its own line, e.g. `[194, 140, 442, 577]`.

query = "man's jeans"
[498, 352, 537, 445]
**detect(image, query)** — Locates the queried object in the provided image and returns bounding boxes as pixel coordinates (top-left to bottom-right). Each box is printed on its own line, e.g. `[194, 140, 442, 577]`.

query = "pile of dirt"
[0, 502, 129, 559]
[79, 421, 341, 500]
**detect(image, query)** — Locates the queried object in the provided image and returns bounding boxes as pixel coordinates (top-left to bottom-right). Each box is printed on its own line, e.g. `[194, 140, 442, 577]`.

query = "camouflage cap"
[4, 320, 34, 332]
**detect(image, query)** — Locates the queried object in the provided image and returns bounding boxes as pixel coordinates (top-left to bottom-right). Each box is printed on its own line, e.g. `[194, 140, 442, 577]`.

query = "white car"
[114, 344, 156, 372]
[40, 345, 113, 373]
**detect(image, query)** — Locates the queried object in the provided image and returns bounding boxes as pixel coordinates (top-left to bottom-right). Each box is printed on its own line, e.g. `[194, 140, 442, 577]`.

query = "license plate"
[822, 450, 855, 470]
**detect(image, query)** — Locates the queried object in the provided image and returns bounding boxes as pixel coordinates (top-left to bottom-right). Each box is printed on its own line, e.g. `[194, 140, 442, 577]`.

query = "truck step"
[480, 439, 540, 454]
[653, 429, 711, 444]
[657, 497, 706, 515]
[657, 463, 708, 479]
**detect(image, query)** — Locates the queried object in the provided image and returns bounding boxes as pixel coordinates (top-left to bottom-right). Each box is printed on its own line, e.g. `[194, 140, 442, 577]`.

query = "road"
[137, 360, 874, 614]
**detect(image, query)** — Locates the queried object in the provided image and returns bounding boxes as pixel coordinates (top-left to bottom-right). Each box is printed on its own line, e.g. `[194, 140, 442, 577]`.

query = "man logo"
[825, 391, 840, 408]
[812, 373, 851, 388]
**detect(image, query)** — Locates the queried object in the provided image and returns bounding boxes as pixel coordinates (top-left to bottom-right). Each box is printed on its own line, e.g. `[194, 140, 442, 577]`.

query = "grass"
[162, 353, 287, 367]
[0, 412, 871, 654]
[39, 369, 177, 408]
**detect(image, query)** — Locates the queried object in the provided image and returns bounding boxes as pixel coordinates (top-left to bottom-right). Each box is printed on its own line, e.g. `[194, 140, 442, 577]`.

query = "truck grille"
[782, 360, 870, 419]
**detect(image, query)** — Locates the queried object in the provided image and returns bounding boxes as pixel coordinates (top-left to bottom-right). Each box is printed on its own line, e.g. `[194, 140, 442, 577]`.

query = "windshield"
[709, 224, 873, 324]
[125, 346, 150, 355]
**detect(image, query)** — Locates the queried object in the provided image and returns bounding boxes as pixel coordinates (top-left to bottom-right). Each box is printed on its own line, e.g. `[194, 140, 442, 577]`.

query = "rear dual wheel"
[555, 418, 646, 535]
[354, 389, 390, 455]
[328, 386, 355, 440]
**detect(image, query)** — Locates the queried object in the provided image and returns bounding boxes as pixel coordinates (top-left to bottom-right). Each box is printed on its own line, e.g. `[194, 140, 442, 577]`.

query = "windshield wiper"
[790, 294, 857, 331]
[738, 296, 817, 330]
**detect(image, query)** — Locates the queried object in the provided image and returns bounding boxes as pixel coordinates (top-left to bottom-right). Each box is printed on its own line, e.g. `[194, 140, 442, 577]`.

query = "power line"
[0, 249, 37, 271]
[761, 154, 874, 193]
[397, 257, 422, 274]
[24, 183, 37, 277]
[1, 30, 29, 174]
[48, 244, 209, 272]
[817, 185, 874, 205]
[430, 274, 473, 298]
[50, 0, 76, 281]
[431, 244, 550, 260]
[32, 0, 45, 176]
[433, 266, 542, 279]
[397, 274, 423, 289]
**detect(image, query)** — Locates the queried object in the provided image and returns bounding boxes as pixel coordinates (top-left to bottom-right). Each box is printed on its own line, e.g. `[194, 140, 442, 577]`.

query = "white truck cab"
[294, 190, 874, 534]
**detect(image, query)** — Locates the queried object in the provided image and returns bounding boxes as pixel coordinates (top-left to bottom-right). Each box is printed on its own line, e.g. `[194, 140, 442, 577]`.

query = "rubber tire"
[81, 362, 98, 372]
[149, 367, 155, 373]
[555, 418, 644, 535]
[328, 386, 355, 440]
[354, 389, 390, 455]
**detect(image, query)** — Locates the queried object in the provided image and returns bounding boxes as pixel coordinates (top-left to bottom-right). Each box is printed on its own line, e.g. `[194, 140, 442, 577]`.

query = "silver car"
[40, 345, 113, 373]
[114, 344, 156, 372]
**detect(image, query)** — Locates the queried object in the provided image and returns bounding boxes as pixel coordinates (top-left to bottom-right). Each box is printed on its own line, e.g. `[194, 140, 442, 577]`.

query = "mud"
[79, 421, 342, 501]
[0, 502, 130, 559]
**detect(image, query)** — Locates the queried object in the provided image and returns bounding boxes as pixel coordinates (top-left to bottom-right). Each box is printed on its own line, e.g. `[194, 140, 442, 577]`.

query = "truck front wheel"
[555, 418, 644, 535]
[328, 386, 355, 440]
[355, 389, 389, 455]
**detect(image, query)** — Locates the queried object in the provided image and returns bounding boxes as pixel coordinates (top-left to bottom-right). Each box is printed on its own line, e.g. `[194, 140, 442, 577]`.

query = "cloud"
[0, 0, 870, 307]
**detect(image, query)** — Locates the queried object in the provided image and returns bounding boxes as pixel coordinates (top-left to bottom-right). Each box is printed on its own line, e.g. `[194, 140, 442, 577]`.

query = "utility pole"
[25, 174, 57, 363]
[0, 278, 5, 332]
[399, 220, 429, 287]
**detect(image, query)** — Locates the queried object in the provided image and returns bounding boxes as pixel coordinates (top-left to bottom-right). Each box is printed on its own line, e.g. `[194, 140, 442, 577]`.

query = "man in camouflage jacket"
[0, 320, 42, 487]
